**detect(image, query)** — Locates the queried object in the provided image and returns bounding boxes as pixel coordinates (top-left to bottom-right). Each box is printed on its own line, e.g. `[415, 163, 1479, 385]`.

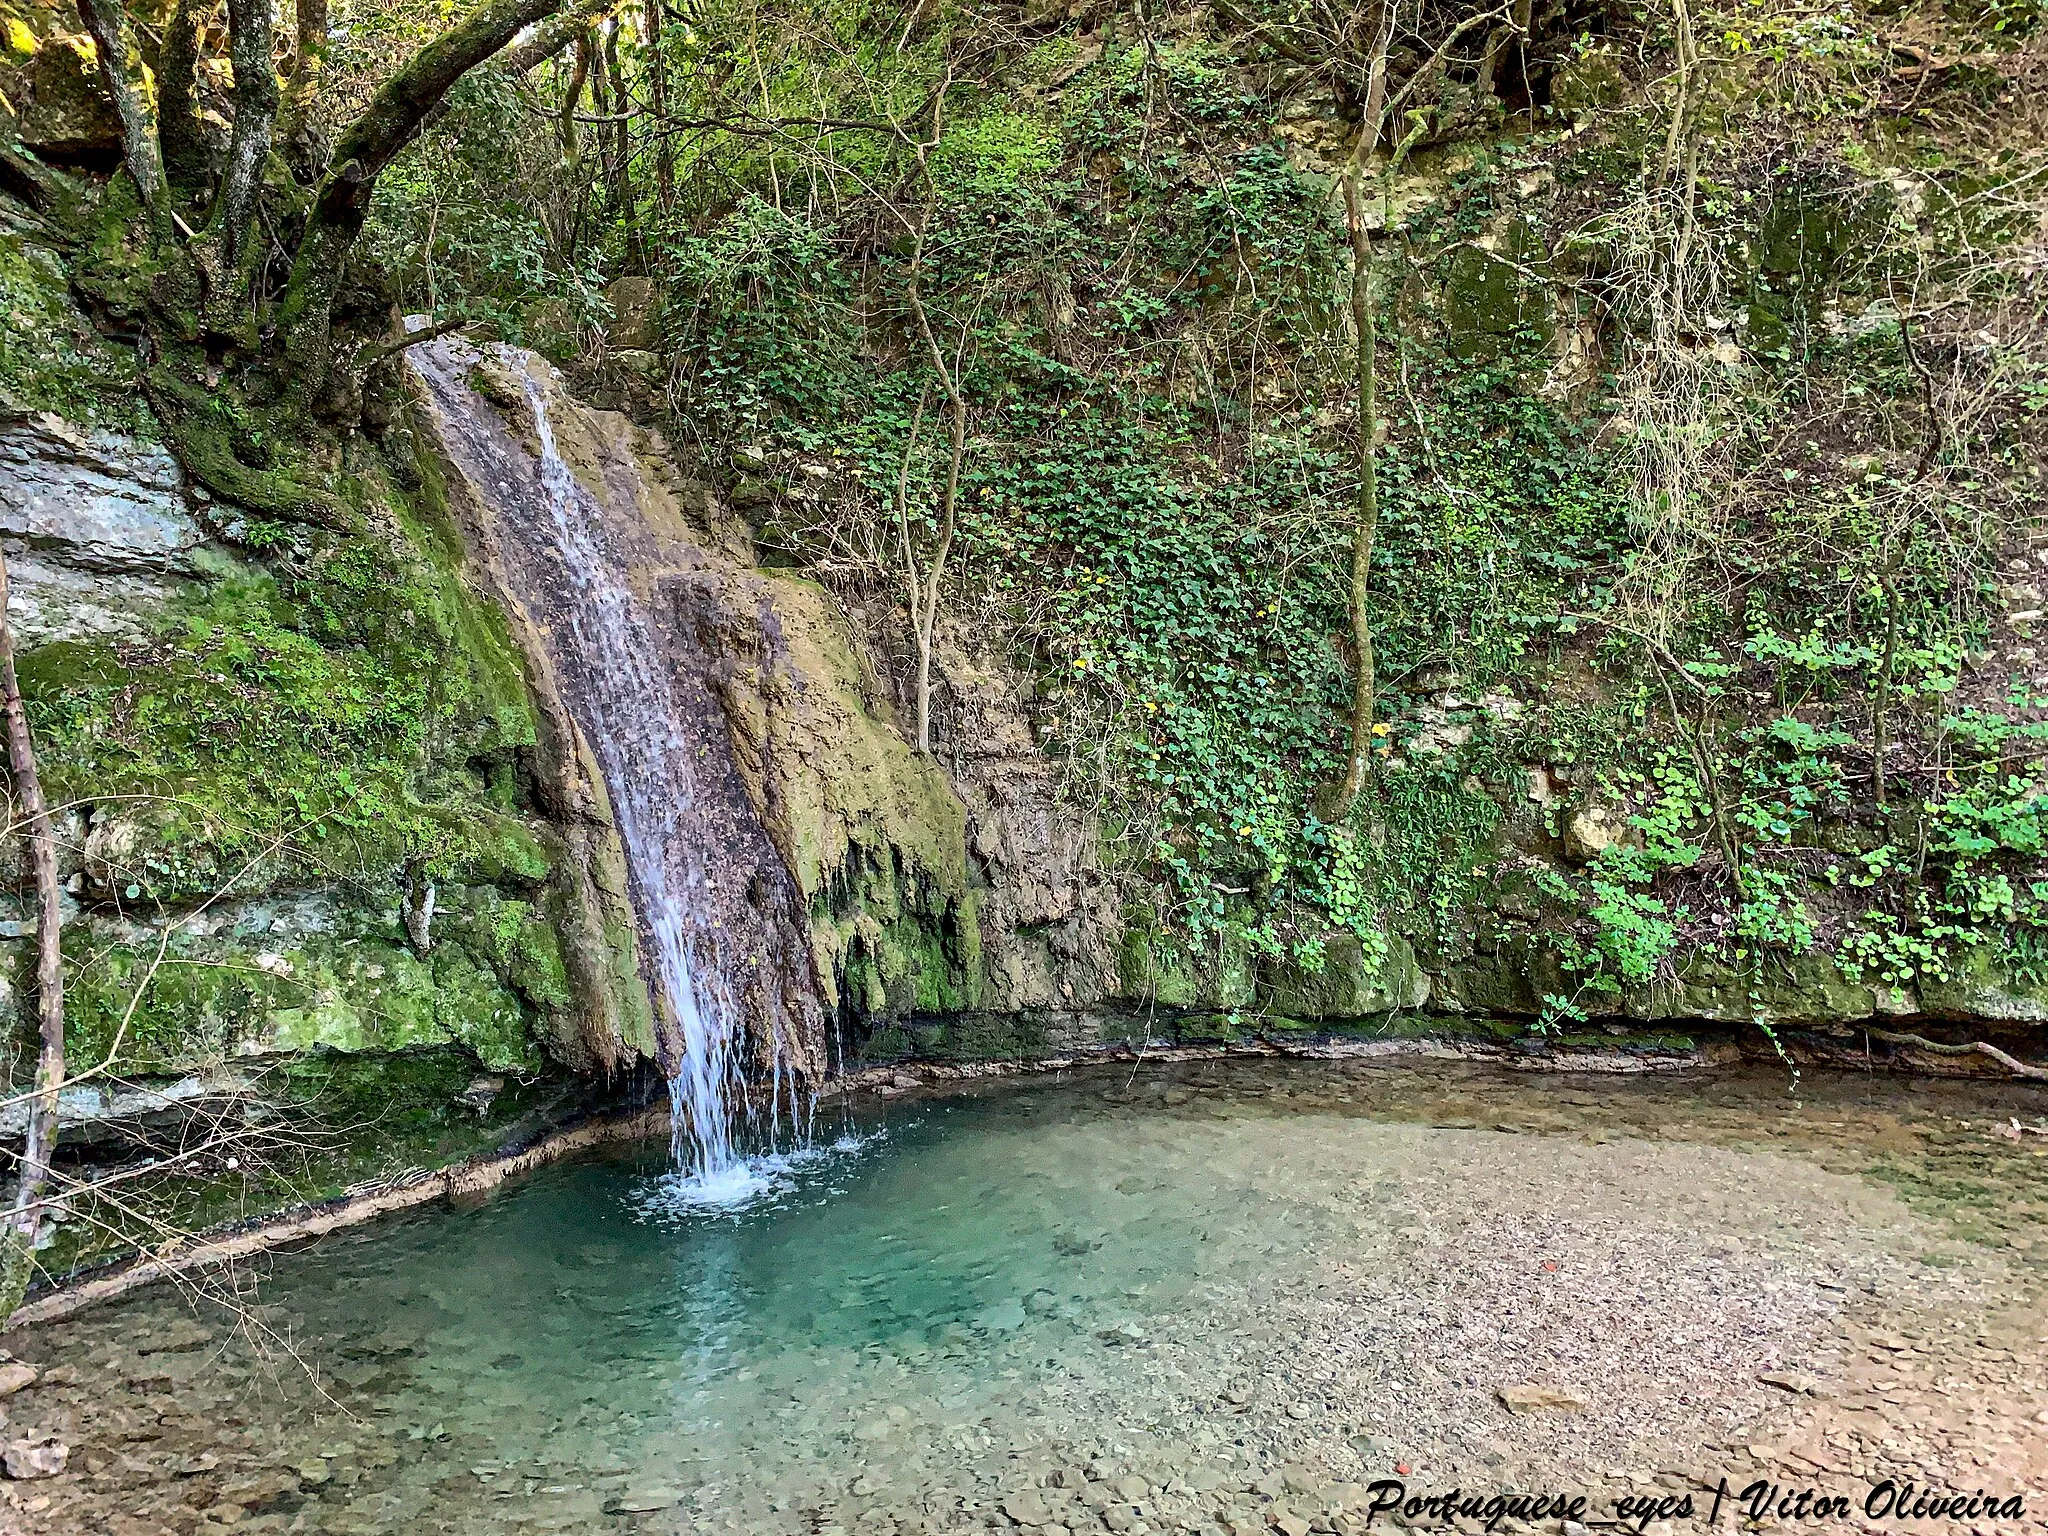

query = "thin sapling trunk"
[0, 551, 65, 1320]
[1329, 166, 1381, 818]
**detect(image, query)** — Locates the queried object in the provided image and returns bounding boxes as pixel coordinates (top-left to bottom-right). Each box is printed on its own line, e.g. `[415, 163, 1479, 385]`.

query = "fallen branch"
[355, 316, 481, 373]
[1866, 1028, 2048, 1081]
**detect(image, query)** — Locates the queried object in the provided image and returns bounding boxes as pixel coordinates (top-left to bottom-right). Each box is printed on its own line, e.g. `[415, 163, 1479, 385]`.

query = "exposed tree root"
[141, 368, 358, 531]
[1866, 1027, 2048, 1081]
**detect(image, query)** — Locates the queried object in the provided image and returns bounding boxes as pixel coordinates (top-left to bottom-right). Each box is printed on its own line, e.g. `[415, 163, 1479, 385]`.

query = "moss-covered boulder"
[1117, 904, 1256, 1009]
[1917, 945, 2048, 1024]
[1259, 933, 1431, 1019]
[12, 33, 121, 168]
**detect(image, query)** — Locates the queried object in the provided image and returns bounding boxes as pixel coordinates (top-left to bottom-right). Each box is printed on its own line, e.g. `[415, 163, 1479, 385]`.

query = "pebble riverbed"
[4, 1057, 2045, 1536]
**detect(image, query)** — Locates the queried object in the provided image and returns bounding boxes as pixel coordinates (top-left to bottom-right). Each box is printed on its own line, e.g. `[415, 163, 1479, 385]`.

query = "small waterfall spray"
[410, 333, 826, 1205]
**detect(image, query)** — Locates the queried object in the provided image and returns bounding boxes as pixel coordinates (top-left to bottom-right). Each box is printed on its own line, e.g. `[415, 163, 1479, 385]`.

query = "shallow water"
[19, 1058, 2048, 1536]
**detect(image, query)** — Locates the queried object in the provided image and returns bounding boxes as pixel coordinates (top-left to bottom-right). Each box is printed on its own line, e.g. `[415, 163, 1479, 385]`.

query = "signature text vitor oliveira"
[1355, 1477, 2030, 1530]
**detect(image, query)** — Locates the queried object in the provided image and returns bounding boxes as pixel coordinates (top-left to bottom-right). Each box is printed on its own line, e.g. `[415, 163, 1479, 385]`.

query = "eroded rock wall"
[0, 234, 652, 1085]
[406, 340, 1129, 1071]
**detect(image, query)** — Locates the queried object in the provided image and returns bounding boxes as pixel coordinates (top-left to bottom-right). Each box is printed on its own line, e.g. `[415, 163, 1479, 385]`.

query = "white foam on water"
[630, 1128, 888, 1222]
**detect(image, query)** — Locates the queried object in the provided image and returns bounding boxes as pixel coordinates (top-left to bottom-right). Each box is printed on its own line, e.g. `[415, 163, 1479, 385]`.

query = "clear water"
[28, 1061, 2048, 1536]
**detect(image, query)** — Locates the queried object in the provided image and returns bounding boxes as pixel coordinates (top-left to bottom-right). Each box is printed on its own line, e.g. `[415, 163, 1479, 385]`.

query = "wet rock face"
[410, 337, 1135, 1071]
[931, 630, 1122, 1012]
[1, 284, 644, 1087]
[1263, 935, 1433, 1020]
[0, 414, 209, 644]
[410, 339, 829, 1083]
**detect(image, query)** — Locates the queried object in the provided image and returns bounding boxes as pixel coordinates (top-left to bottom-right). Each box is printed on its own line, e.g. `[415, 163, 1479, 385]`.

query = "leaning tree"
[56, 0, 599, 528]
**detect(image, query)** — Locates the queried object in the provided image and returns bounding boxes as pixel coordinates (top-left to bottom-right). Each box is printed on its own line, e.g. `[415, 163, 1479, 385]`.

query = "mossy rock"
[1116, 902, 1255, 1008]
[1258, 933, 1430, 1020]
[1916, 944, 2048, 1024]
[1432, 932, 1570, 1017]
[1631, 951, 1878, 1027]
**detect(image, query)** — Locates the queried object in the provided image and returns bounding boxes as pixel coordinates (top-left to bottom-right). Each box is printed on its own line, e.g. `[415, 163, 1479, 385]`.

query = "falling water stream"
[518, 378, 751, 1193]
[409, 337, 822, 1202]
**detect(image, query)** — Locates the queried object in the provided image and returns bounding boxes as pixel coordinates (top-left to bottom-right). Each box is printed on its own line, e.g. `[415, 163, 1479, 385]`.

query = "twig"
[356, 317, 479, 372]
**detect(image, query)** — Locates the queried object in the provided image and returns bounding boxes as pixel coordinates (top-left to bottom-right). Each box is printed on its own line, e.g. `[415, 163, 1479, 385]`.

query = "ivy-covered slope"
[525, 0, 2048, 1057]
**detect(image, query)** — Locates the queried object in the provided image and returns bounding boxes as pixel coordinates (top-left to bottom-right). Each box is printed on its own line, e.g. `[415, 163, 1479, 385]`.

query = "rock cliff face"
[0, 414, 207, 645]
[6, 198, 2045, 1104]
[3, 391, 626, 1076]
[1, 221, 642, 1082]
[12, 323, 2048, 1099]
[0, 217, 1133, 1095]
[405, 339, 1128, 1075]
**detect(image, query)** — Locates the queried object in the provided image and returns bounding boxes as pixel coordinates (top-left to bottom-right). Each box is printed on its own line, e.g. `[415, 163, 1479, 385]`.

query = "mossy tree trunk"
[642, 0, 675, 212]
[904, 267, 967, 759]
[0, 552, 64, 1321]
[892, 107, 973, 761]
[157, 0, 211, 200]
[278, 0, 571, 401]
[78, 0, 570, 448]
[280, 0, 332, 172]
[205, 0, 281, 331]
[76, 0, 163, 208]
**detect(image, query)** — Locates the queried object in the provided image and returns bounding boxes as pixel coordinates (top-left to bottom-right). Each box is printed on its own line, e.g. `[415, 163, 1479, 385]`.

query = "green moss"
[18, 440, 598, 1074]
[1116, 902, 1256, 1008]
[1259, 934, 1429, 1019]
[61, 930, 294, 1069]
[451, 893, 574, 1011]
[27, 458, 547, 910]
[59, 891, 553, 1075]
[862, 903, 983, 1015]
[1441, 216, 1552, 358]
[864, 1010, 1060, 1063]
[0, 228, 146, 431]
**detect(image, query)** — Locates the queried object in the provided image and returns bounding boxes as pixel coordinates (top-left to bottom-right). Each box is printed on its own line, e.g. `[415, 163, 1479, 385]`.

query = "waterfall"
[518, 381, 746, 1185]
[409, 336, 821, 1204]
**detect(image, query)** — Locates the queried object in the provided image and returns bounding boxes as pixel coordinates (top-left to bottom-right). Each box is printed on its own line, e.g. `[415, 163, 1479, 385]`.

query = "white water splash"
[520, 376, 784, 1191]
[633, 1126, 885, 1220]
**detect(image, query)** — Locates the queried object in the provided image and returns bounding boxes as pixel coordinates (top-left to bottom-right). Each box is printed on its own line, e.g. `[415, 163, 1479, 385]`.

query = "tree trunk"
[412, 0, 616, 143]
[0, 552, 65, 1321]
[892, 389, 930, 740]
[507, 0, 618, 74]
[1329, 167, 1380, 818]
[75, 0, 163, 207]
[214, 0, 281, 280]
[905, 267, 965, 758]
[1872, 570, 1900, 810]
[280, 0, 331, 175]
[916, 394, 964, 756]
[278, 0, 568, 396]
[558, 33, 593, 161]
[642, 0, 674, 213]
[604, 22, 642, 266]
[156, 0, 210, 199]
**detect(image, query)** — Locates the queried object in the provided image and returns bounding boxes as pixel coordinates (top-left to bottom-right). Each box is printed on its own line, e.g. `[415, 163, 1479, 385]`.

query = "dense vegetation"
[360, 0, 2048, 1019]
[3, 0, 2046, 1043]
